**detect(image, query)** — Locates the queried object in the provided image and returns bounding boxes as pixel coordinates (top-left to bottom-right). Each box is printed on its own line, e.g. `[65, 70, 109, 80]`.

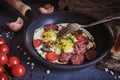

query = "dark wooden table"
[0, 1, 116, 80]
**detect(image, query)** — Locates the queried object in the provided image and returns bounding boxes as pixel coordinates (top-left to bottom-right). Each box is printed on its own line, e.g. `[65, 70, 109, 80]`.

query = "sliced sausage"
[74, 41, 87, 55]
[59, 53, 72, 62]
[44, 24, 58, 31]
[71, 54, 84, 65]
[85, 49, 96, 60]
[41, 48, 51, 53]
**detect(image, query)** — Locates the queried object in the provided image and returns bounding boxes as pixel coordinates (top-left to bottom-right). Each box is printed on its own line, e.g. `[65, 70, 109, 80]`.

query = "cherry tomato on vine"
[0, 53, 8, 65]
[33, 39, 42, 47]
[12, 64, 26, 77]
[8, 56, 20, 68]
[0, 73, 8, 80]
[0, 38, 6, 45]
[0, 44, 9, 54]
[0, 65, 4, 73]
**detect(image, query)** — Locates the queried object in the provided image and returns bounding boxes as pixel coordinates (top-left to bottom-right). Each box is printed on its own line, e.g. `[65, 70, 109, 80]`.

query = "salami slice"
[85, 50, 96, 60]
[71, 54, 84, 65]
[59, 53, 72, 62]
[74, 41, 87, 55]
[44, 24, 58, 31]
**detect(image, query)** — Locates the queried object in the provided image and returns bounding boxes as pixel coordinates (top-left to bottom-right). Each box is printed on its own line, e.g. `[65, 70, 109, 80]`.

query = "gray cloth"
[58, 0, 120, 37]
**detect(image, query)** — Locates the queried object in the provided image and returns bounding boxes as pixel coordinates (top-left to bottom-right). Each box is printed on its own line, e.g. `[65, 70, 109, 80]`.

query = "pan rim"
[24, 11, 114, 70]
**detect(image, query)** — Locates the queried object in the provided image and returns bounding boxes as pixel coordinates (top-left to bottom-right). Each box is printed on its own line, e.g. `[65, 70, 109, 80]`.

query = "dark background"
[0, 0, 117, 80]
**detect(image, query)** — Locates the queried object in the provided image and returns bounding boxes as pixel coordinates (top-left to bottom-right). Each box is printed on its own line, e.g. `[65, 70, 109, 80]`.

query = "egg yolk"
[41, 30, 57, 42]
[56, 39, 73, 52]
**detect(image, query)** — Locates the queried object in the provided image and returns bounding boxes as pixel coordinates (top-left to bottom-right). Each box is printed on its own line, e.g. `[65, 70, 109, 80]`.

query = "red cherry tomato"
[33, 39, 42, 47]
[12, 64, 26, 77]
[0, 53, 8, 65]
[46, 52, 58, 62]
[0, 38, 6, 45]
[8, 56, 20, 68]
[0, 73, 8, 80]
[76, 35, 86, 42]
[0, 44, 9, 54]
[0, 65, 4, 73]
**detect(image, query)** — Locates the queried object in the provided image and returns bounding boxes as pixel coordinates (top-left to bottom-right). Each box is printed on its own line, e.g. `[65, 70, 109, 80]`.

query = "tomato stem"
[3, 65, 18, 80]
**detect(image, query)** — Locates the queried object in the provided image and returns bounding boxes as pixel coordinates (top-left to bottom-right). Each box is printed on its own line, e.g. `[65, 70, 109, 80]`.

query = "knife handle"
[6, 0, 31, 15]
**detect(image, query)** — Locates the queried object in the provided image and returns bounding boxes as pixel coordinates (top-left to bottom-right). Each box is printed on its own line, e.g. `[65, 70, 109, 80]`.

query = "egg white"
[33, 27, 44, 40]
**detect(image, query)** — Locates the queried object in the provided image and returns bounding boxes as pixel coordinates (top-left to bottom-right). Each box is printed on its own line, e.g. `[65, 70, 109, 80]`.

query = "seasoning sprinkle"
[8, 32, 10, 34]
[118, 76, 120, 79]
[110, 71, 114, 75]
[114, 76, 117, 79]
[26, 62, 30, 65]
[23, 52, 27, 55]
[17, 45, 20, 48]
[5, 33, 8, 35]
[105, 68, 109, 72]
[46, 70, 50, 74]
[0, 35, 2, 37]
[27, 57, 31, 60]
[31, 66, 34, 69]
[10, 37, 12, 39]
[31, 63, 35, 66]
[6, 35, 9, 38]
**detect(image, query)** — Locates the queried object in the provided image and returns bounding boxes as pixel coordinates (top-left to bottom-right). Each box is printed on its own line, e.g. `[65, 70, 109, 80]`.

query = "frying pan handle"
[6, 0, 31, 16]
[6, 0, 38, 19]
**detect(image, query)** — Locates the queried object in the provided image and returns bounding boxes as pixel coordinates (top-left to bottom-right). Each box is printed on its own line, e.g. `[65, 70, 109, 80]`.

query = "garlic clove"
[46, 6, 54, 14]
[38, 7, 49, 14]
[16, 17, 23, 24]
[7, 17, 24, 32]
[38, 4, 54, 14]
